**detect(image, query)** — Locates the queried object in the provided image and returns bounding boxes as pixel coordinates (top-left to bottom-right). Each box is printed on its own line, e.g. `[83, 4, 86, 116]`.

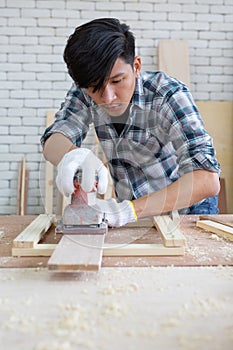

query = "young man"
[41, 18, 220, 227]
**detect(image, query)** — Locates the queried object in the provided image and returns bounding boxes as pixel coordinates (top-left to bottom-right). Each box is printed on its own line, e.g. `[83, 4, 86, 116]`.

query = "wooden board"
[45, 110, 55, 215]
[158, 40, 190, 88]
[153, 215, 186, 247]
[199, 215, 233, 229]
[12, 243, 185, 257]
[103, 243, 184, 256]
[196, 101, 233, 213]
[12, 214, 54, 248]
[196, 219, 233, 241]
[17, 156, 29, 215]
[47, 234, 105, 271]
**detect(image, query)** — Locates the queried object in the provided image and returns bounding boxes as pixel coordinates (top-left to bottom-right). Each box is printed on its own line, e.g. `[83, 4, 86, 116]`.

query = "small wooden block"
[12, 214, 54, 248]
[196, 220, 233, 242]
[48, 234, 105, 271]
[153, 216, 186, 247]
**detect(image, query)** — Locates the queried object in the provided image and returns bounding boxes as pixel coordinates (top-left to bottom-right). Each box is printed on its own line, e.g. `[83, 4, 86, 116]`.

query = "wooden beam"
[196, 219, 233, 242]
[45, 110, 55, 215]
[153, 215, 186, 247]
[199, 215, 233, 229]
[196, 101, 233, 213]
[17, 156, 29, 215]
[103, 243, 185, 256]
[12, 214, 54, 248]
[12, 244, 57, 257]
[12, 242, 185, 257]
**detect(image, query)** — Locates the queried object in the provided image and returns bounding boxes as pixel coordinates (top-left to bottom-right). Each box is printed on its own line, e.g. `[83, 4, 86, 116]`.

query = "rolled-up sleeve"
[160, 86, 221, 176]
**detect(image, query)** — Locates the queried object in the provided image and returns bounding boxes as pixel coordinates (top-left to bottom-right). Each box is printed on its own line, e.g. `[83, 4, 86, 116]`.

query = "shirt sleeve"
[159, 83, 221, 176]
[40, 83, 93, 148]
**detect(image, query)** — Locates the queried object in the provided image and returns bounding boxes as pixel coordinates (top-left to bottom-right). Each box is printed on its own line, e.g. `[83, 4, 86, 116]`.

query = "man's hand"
[95, 198, 138, 227]
[56, 148, 108, 197]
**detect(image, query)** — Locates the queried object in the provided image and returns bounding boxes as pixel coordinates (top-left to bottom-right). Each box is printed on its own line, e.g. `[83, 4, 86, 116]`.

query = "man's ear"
[133, 56, 142, 77]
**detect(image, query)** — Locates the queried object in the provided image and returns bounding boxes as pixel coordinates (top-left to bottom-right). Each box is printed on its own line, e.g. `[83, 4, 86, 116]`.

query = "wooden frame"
[12, 215, 186, 258]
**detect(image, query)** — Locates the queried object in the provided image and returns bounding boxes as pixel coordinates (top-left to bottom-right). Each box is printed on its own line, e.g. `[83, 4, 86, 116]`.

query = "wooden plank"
[48, 234, 105, 271]
[23, 168, 29, 215]
[219, 178, 228, 214]
[17, 156, 29, 215]
[196, 101, 233, 213]
[103, 243, 185, 256]
[158, 40, 190, 88]
[12, 244, 57, 257]
[12, 242, 185, 257]
[45, 110, 55, 215]
[16, 158, 23, 215]
[196, 219, 233, 242]
[153, 215, 186, 247]
[20, 155, 26, 215]
[199, 215, 233, 229]
[12, 214, 54, 248]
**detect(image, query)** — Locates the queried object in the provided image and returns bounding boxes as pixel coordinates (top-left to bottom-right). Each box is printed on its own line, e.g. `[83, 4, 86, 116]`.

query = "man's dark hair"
[63, 18, 135, 92]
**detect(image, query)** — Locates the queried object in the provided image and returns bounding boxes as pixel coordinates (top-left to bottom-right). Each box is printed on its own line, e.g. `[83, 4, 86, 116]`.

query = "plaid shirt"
[41, 71, 220, 201]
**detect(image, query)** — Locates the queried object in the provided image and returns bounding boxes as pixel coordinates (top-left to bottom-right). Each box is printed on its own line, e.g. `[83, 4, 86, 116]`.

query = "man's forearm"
[43, 133, 77, 166]
[133, 170, 220, 218]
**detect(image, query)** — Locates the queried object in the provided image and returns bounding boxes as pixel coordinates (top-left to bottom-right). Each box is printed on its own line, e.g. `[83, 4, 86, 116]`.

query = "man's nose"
[101, 84, 116, 103]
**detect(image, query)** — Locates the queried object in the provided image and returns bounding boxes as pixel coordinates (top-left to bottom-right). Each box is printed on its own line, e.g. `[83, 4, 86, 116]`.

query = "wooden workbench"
[0, 215, 233, 350]
[0, 215, 232, 268]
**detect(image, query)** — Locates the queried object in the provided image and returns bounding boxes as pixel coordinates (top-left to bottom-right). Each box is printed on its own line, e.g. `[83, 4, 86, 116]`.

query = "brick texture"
[0, 0, 232, 214]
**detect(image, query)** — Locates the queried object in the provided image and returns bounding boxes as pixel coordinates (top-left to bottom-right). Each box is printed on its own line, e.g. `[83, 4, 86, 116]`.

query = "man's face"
[86, 56, 141, 117]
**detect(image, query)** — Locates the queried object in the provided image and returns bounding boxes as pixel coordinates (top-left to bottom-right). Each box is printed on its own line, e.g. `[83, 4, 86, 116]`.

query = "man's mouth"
[103, 103, 122, 111]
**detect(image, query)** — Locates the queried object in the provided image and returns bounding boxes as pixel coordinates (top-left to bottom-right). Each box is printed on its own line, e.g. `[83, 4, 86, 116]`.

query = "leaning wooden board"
[196, 101, 233, 213]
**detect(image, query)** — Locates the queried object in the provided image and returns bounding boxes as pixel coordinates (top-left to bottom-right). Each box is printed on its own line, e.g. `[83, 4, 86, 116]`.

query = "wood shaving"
[210, 234, 222, 241]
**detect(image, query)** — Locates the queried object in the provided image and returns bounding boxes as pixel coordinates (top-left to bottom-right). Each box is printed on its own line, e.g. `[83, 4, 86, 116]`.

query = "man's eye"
[112, 79, 122, 84]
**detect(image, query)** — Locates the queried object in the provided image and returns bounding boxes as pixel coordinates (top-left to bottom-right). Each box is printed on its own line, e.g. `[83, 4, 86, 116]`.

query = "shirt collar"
[131, 74, 145, 110]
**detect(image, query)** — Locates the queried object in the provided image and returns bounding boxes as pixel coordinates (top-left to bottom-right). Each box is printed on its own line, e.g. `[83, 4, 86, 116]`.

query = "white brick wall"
[0, 0, 232, 214]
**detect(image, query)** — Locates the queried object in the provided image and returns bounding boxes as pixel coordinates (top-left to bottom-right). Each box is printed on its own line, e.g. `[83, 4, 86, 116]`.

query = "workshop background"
[0, 0, 232, 215]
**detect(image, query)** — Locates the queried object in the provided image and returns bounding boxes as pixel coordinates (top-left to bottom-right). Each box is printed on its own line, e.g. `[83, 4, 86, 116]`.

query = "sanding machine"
[55, 170, 108, 235]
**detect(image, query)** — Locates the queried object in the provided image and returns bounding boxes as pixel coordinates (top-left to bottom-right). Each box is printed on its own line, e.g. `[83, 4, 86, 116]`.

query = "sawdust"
[34, 341, 73, 350]
[0, 266, 232, 349]
[98, 282, 139, 295]
[178, 334, 214, 349]
[186, 239, 233, 264]
[101, 301, 127, 318]
[125, 327, 158, 338]
[210, 234, 222, 241]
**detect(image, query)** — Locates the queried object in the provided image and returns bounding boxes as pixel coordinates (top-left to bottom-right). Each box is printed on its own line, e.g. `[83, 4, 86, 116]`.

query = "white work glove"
[56, 148, 108, 197]
[95, 198, 138, 227]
